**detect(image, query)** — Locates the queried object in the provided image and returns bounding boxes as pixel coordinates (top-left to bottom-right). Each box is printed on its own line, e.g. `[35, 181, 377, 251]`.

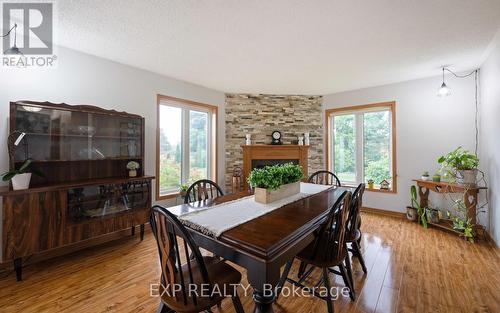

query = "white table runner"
[179, 182, 332, 238]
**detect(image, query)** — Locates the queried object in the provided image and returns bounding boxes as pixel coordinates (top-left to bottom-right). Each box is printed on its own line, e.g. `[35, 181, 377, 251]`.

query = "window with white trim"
[326, 103, 396, 192]
[157, 97, 217, 197]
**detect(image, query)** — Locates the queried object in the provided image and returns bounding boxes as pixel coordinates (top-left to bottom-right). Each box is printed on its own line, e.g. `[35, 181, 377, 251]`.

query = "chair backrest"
[346, 183, 365, 240]
[184, 179, 224, 204]
[311, 190, 352, 263]
[150, 205, 211, 307]
[308, 170, 341, 187]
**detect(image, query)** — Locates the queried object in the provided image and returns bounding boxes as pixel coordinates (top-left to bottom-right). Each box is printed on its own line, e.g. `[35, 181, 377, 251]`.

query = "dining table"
[166, 185, 353, 313]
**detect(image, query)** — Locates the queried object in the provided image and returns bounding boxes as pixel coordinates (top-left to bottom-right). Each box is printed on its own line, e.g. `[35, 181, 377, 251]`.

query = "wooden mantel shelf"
[241, 145, 309, 189]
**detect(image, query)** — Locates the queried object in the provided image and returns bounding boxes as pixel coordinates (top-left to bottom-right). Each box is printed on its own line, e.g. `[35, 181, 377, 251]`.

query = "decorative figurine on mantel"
[245, 134, 252, 145]
[304, 132, 310, 145]
[298, 136, 304, 145]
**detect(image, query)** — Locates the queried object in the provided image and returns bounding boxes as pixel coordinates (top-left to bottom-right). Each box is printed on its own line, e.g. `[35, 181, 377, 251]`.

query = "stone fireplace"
[225, 94, 323, 190]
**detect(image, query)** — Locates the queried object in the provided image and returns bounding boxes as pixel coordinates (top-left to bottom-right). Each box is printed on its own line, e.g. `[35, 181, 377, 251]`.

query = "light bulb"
[437, 82, 451, 97]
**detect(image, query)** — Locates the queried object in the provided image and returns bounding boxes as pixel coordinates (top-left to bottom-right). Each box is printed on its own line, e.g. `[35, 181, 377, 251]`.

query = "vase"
[254, 182, 300, 204]
[11, 173, 32, 190]
[304, 133, 310, 145]
[129, 169, 137, 177]
[406, 206, 418, 222]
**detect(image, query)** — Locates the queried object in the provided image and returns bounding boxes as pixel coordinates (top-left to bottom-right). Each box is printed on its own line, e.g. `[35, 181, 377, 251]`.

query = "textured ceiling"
[50, 1, 500, 94]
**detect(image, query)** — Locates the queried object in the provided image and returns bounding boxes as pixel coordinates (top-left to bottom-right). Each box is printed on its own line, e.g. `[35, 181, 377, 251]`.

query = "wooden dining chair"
[308, 170, 341, 187]
[276, 191, 353, 313]
[184, 179, 224, 204]
[322, 183, 367, 302]
[150, 205, 244, 313]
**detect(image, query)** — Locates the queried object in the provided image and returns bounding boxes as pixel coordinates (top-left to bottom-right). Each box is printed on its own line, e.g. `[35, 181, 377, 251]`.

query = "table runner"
[179, 182, 332, 238]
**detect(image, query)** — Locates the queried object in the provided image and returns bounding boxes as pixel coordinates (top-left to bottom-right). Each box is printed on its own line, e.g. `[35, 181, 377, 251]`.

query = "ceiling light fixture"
[438, 68, 451, 97]
[1, 23, 23, 55]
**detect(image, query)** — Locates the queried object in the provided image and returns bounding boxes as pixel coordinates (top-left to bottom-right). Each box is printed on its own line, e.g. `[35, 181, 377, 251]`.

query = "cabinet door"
[2, 192, 65, 261]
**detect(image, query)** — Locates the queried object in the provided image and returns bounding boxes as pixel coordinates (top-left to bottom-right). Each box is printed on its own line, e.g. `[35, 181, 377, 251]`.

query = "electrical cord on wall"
[443, 67, 479, 155]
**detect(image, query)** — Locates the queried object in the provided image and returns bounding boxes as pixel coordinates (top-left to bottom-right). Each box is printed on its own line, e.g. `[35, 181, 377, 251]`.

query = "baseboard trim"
[361, 206, 406, 219]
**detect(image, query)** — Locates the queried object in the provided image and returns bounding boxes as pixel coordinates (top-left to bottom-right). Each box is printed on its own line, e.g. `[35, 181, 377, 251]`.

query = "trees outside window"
[327, 102, 396, 191]
[157, 96, 217, 198]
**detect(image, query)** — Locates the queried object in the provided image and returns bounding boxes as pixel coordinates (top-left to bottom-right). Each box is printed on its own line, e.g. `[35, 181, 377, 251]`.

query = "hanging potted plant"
[126, 161, 140, 177]
[248, 163, 303, 204]
[2, 159, 43, 190]
[438, 146, 479, 186]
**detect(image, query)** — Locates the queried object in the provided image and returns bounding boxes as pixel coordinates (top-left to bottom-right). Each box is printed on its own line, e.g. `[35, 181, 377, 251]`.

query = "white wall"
[0, 47, 226, 206]
[479, 35, 500, 245]
[323, 73, 478, 215]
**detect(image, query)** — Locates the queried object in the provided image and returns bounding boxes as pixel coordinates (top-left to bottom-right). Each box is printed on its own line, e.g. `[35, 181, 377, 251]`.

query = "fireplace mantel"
[241, 145, 309, 189]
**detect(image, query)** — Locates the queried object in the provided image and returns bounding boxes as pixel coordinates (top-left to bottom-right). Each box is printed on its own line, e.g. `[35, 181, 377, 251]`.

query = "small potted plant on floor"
[438, 146, 479, 186]
[126, 161, 140, 177]
[248, 163, 303, 204]
[409, 185, 427, 227]
[367, 179, 375, 189]
[426, 206, 440, 223]
[421, 171, 430, 181]
[2, 159, 42, 190]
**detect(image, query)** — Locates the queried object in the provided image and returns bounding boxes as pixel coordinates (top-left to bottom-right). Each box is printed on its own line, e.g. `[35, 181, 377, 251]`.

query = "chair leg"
[344, 247, 355, 297]
[275, 259, 294, 300]
[322, 267, 334, 313]
[297, 260, 306, 278]
[156, 301, 173, 313]
[353, 241, 367, 274]
[231, 293, 245, 313]
[339, 263, 355, 301]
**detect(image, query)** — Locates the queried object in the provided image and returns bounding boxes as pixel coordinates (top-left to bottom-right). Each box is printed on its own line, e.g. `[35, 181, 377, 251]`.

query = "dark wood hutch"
[0, 101, 154, 281]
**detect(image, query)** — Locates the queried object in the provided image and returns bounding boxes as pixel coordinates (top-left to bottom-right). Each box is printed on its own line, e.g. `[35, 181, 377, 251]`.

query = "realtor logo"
[2, 1, 56, 67]
[2, 2, 53, 54]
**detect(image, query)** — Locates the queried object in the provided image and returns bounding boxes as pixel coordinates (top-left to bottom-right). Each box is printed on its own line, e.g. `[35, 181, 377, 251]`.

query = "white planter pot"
[129, 169, 137, 177]
[456, 169, 478, 187]
[254, 182, 300, 204]
[11, 173, 32, 190]
[421, 176, 430, 181]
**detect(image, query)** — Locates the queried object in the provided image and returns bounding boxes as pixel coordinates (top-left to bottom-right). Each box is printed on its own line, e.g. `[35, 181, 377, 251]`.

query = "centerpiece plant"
[248, 163, 303, 203]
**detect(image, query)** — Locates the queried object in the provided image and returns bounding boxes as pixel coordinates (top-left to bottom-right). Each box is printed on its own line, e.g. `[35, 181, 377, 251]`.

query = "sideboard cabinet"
[1, 101, 154, 281]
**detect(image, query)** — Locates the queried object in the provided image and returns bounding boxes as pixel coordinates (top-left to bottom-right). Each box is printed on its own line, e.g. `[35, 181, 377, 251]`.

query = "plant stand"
[413, 179, 487, 240]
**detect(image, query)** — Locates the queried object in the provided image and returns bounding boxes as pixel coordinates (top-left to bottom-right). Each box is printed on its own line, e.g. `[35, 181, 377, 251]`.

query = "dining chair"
[308, 170, 341, 187]
[184, 179, 224, 204]
[150, 205, 244, 313]
[331, 183, 367, 300]
[276, 190, 353, 313]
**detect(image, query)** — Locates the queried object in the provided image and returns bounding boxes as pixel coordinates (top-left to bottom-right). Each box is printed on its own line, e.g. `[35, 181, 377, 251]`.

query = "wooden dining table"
[166, 186, 353, 313]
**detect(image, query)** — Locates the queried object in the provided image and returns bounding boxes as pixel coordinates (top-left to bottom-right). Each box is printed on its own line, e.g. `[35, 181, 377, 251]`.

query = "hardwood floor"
[0, 212, 498, 313]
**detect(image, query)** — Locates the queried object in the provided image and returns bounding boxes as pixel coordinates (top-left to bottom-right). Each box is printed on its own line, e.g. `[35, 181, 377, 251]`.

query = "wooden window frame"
[156, 94, 218, 200]
[325, 101, 397, 194]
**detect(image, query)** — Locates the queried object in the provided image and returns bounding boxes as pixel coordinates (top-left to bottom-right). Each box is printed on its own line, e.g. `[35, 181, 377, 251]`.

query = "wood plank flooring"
[0, 212, 499, 313]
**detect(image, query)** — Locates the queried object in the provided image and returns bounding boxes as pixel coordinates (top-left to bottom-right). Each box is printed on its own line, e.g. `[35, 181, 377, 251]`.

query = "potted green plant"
[421, 171, 430, 181]
[126, 161, 140, 177]
[438, 146, 479, 186]
[409, 185, 427, 227]
[248, 163, 303, 204]
[2, 159, 42, 190]
[367, 179, 374, 189]
[426, 206, 439, 223]
[432, 172, 441, 182]
[179, 184, 189, 197]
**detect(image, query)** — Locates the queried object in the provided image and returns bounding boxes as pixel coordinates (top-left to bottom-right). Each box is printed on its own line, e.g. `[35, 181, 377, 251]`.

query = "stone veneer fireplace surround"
[224, 94, 324, 190]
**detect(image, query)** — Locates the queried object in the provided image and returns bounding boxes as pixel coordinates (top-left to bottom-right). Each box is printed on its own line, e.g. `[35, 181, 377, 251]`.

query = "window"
[326, 102, 397, 192]
[156, 95, 217, 199]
